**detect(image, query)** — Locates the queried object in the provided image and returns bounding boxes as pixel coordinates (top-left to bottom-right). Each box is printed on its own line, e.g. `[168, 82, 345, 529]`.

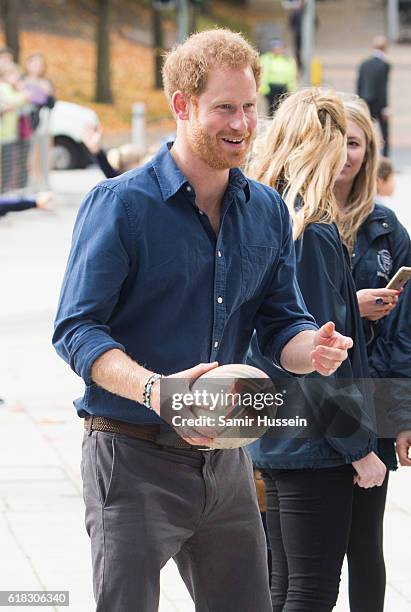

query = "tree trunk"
[95, 0, 113, 103]
[188, 3, 197, 35]
[0, 0, 21, 62]
[152, 6, 164, 90]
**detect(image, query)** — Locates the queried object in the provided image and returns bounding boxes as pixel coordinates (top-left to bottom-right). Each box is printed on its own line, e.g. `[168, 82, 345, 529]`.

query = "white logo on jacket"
[377, 249, 392, 281]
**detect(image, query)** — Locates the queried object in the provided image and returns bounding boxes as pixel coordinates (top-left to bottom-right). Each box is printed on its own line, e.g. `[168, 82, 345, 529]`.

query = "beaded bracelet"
[143, 373, 163, 410]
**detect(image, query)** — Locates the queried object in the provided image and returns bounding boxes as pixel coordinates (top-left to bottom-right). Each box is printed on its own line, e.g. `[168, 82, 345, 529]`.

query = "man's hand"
[352, 451, 387, 488]
[357, 288, 400, 321]
[310, 321, 353, 376]
[150, 362, 219, 447]
[91, 350, 219, 446]
[396, 430, 411, 466]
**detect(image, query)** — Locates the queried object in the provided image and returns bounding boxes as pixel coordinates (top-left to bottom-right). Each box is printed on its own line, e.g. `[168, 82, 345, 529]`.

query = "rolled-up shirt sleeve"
[52, 185, 134, 383]
[254, 198, 318, 366]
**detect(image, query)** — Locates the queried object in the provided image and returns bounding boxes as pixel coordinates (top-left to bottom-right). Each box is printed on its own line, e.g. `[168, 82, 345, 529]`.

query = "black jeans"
[347, 472, 389, 612]
[262, 465, 354, 612]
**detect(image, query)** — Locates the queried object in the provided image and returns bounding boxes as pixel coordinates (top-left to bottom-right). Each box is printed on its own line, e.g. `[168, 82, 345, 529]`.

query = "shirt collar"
[372, 49, 386, 60]
[362, 202, 389, 228]
[151, 142, 250, 203]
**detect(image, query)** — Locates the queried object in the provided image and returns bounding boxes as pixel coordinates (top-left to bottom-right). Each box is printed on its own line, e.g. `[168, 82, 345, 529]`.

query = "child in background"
[82, 124, 146, 178]
[376, 157, 395, 199]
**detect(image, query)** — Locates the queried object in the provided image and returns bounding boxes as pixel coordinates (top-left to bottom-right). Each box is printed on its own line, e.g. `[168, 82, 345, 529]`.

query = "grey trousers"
[81, 431, 271, 612]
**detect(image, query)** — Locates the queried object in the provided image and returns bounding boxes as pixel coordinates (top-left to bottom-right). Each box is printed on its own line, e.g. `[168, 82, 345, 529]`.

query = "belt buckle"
[87, 415, 94, 436]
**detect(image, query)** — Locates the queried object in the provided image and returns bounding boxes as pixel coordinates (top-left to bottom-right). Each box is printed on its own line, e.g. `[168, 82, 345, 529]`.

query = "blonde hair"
[162, 29, 261, 107]
[107, 144, 145, 173]
[248, 88, 346, 239]
[336, 97, 379, 252]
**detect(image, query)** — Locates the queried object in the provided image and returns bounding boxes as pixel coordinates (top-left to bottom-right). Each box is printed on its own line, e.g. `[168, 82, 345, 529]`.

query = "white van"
[49, 101, 99, 170]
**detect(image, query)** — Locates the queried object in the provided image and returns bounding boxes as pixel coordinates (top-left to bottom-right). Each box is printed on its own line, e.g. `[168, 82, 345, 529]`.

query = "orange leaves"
[0, 30, 172, 132]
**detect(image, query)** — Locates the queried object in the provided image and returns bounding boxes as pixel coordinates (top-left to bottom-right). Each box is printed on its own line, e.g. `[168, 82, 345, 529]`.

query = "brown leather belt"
[84, 415, 213, 451]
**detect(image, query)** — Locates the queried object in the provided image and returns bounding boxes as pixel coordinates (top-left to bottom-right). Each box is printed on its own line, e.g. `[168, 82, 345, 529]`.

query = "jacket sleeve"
[259, 54, 271, 96]
[391, 215, 411, 270]
[95, 149, 120, 179]
[52, 184, 135, 383]
[368, 216, 411, 433]
[369, 280, 411, 434]
[356, 63, 364, 97]
[381, 62, 390, 108]
[253, 198, 318, 368]
[369, 215, 411, 374]
[0, 195, 37, 216]
[294, 225, 376, 460]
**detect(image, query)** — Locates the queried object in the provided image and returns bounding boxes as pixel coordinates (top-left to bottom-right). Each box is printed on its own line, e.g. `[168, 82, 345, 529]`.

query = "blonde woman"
[334, 97, 411, 612]
[247, 88, 386, 612]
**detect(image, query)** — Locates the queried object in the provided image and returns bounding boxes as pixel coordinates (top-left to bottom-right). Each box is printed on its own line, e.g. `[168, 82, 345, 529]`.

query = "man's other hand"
[310, 321, 353, 376]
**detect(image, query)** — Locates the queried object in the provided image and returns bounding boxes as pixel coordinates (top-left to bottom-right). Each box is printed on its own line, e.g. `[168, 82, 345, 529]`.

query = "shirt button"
[186, 185, 192, 192]
[382, 222, 389, 228]
[352, 252, 356, 258]
[217, 250, 222, 257]
[214, 341, 219, 348]
[198, 210, 204, 215]
[217, 297, 223, 304]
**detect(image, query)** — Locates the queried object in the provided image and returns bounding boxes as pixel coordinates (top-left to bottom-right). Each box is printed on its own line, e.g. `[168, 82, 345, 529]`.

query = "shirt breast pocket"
[241, 244, 278, 303]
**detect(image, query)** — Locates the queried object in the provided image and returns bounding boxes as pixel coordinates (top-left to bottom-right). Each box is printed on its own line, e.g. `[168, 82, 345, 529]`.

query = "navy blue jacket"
[351, 203, 411, 468]
[248, 222, 376, 470]
[0, 195, 36, 217]
[53, 143, 317, 424]
[95, 149, 119, 179]
[351, 202, 411, 350]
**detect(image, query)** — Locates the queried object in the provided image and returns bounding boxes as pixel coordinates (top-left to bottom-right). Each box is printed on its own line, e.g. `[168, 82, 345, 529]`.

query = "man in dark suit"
[357, 36, 391, 156]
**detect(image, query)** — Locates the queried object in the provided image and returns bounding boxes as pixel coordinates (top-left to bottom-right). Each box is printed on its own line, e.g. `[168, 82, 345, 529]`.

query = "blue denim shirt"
[53, 143, 317, 424]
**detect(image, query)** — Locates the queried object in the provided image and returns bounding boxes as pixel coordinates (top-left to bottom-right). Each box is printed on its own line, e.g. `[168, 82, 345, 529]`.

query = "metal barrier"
[0, 106, 50, 195]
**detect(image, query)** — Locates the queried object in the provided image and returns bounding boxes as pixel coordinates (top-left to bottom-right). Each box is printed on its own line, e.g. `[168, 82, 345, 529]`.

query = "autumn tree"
[0, 0, 21, 62]
[95, 0, 113, 103]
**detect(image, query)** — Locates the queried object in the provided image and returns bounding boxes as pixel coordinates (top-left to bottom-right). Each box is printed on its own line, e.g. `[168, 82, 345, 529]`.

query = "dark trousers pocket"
[92, 432, 117, 507]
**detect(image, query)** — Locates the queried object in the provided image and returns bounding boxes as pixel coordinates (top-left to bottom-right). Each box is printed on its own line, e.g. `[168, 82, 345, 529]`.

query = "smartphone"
[386, 266, 411, 291]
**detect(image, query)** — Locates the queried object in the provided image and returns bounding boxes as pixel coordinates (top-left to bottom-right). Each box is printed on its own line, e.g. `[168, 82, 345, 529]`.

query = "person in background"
[259, 38, 297, 115]
[0, 62, 30, 192]
[334, 96, 411, 612]
[20, 53, 56, 188]
[247, 88, 386, 612]
[0, 191, 53, 217]
[82, 124, 146, 178]
[22, 53, 55, 129]
[357, 36, 391, 156]
[0, 47, 14, 73]
[376, 156, 395, 200]
[288, 0, 306, 71]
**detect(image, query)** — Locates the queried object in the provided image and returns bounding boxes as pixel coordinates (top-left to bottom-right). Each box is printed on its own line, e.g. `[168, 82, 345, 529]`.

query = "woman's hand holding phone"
[357, 288, 401, 321]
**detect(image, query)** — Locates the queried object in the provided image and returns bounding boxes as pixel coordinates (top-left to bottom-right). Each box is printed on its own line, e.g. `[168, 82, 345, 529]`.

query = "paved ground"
[0, 157, 411, 612]
[1, 2, 410, 610]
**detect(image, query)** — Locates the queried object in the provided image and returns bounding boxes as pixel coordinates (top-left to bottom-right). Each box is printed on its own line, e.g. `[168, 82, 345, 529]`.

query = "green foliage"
[196, 11, 252, 40]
